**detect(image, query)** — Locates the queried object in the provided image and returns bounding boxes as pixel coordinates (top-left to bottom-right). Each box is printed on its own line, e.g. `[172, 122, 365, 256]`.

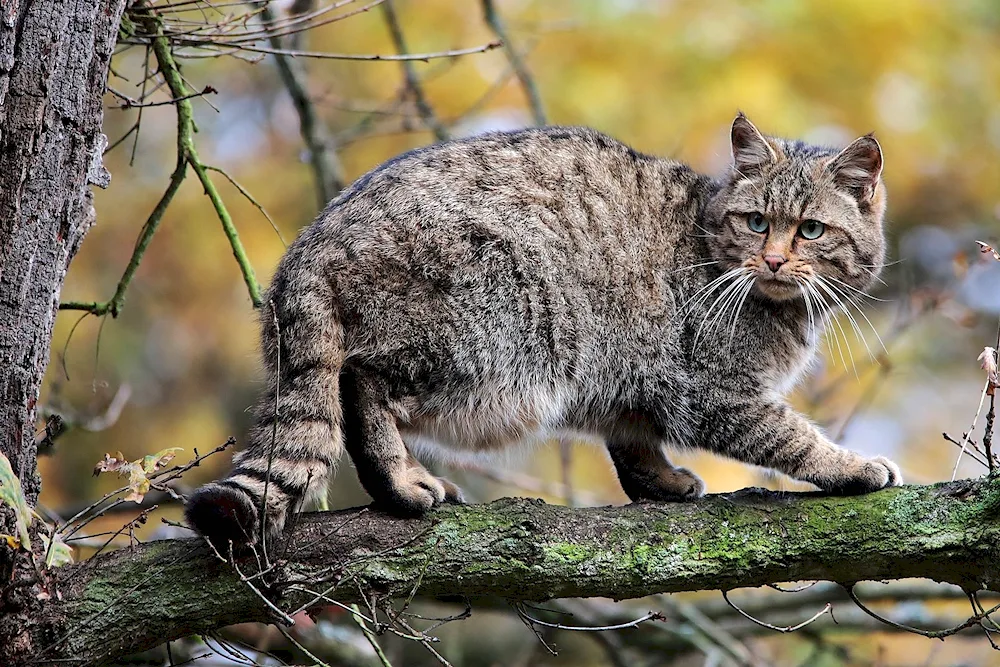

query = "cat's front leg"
[696, 393, 902, 493]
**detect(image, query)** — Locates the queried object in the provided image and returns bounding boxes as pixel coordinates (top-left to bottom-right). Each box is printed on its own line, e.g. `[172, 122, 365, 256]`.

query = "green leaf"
[40, 532, 74, 568]
[0, 452, 32, 550]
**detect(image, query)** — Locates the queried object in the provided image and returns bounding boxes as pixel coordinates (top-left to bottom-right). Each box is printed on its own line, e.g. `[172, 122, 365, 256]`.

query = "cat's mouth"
[755, 275, 802, 301]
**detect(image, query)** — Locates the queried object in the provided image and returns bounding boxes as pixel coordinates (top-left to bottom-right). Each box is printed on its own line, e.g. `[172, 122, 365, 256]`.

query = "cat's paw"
[828, 456, 903, 494]
[622, 466, 705, 502]
[378, 467, 464, 516]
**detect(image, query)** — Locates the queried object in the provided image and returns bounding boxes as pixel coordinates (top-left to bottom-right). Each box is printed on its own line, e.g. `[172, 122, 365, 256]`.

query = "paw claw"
[873, 456, 903, 487]
[378, 468, 464, 516]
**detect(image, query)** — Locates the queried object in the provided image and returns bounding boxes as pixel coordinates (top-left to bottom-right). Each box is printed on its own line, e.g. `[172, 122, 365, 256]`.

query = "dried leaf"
[140, 447, 182, 474]
[0, 452, 32, 550]
[40, 532, 74, 568]
[125, 463, 151, 503]
[93, 448, 182, 503]
[981, 347, 999, 396]
[93, 451, 128, 476]
[976, 240, 1000, 262]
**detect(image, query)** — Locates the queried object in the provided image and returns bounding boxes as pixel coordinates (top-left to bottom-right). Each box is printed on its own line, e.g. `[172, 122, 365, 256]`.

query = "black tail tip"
[185, 484, 259, 552]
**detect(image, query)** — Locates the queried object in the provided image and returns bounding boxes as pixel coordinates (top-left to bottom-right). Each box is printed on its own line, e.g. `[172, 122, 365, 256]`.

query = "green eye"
[798, 219, 825, 240]
[747, 212, 768, 233]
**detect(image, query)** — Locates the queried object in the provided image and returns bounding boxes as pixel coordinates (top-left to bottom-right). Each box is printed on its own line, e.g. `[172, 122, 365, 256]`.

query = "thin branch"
[480, 0, 545, 125]
[985, 316, 1000, 473]
[205, 164, 287, 246]
[255, 2, 346, 208]
[145, 16, 263, 306]
[348, 605, 395, 667]
[943, 431, 990, 468]
[110, 84, 218, 108]
[846, 584, 1000, 639]
[140, 38, 503, 62]
[515, 603, 665, 632]
[951, 380, 991, 480]
[722, 590, 833, 633]
[380, 0, 447, 140]
[275, 625, 333, 667]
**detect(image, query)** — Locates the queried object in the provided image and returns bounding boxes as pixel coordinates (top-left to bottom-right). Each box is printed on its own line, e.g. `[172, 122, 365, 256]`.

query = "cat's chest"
[691, 296, 815, 390]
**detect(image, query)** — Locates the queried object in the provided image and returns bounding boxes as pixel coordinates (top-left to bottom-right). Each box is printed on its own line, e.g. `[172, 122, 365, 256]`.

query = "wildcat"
[185, 113, 902, 548]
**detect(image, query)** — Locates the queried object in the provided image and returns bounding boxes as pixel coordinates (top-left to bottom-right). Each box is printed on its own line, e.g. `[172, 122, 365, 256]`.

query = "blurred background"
[40, 0, 1000, 664]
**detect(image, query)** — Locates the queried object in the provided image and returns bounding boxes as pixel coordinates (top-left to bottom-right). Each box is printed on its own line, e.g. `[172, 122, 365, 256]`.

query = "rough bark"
[17, 478, 1000, 666]
[0, 0, 126, 659]
[0, 0, 123, 496]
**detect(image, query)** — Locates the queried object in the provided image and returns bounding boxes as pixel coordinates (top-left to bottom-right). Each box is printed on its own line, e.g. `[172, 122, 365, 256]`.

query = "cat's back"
[301, 127, 703, 294]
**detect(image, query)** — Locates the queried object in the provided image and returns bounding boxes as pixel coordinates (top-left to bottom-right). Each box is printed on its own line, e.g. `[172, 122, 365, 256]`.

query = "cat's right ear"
[731, 113, 777, 176]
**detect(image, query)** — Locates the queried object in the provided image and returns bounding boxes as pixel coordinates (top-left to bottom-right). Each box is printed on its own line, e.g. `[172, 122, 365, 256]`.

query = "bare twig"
[275, 625, 333, 667]
[255, 2, 346, 208]
[846, 584, 1000, 640]
[110, 84, 218, 108]
[380, 0, 447, 140]
[350, 604, 392, 667]
[480, 0, 545, 125]
[515, 602, 665, 632]
[394, 616, 454, 667]
[984, 317, 1000, 473]
[951, 380, 991, 480]
[722, 590, 833, 633]
[942, 431, 990, 468]
[148, 38, 503, 62]
[205, 164, 287, 246]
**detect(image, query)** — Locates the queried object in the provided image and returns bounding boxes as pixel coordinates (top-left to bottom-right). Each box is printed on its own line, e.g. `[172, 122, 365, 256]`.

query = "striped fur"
[186, 115, 901, 549]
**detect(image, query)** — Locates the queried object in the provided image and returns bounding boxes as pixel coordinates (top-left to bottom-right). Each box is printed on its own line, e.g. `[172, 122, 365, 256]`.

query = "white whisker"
[821, 277, 889, 357]
[680, 267, 745, 315]
[810, 280, 857, 377]
[825, 275, 887, 303]
[694, 273, 751, 346]
[726, 277, 756, 350]
[815, 277, 875, 363]
[671, 259, 720, 274]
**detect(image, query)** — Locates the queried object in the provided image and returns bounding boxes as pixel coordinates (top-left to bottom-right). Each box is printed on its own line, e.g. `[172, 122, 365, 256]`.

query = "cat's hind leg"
[341, 366, 463, 516]
[607, 440, 705, 502]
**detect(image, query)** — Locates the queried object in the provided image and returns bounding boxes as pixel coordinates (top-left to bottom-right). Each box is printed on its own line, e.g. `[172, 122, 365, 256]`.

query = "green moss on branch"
[21, 478, 1000, 666]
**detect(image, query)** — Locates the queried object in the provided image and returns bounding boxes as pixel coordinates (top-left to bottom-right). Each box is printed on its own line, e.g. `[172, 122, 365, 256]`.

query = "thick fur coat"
[186, 114, 901, 548]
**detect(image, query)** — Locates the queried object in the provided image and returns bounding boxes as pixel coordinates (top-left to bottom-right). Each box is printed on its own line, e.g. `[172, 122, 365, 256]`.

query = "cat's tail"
[185, 265, 344, 551]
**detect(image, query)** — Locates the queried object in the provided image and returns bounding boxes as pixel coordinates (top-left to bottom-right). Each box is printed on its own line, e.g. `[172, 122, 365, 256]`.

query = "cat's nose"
[763, 255, 786, 272]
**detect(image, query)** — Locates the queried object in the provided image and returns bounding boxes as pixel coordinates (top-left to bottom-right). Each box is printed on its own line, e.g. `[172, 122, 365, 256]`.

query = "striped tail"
[185, 265, 344, 550]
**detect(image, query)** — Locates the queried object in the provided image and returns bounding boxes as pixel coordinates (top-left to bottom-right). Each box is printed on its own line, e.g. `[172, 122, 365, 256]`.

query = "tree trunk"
[17, 478, 1000, 666]
[0, 0, 125, 659]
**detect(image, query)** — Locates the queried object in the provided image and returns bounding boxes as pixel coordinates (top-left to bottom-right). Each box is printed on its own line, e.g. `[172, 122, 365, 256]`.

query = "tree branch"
[18, 478, 1000, 665]
[256, 2, 346, 209]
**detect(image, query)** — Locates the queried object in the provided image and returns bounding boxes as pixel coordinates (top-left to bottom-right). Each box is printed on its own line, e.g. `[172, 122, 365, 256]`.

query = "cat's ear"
[827, 134, 883, 203]
[731, 113, 777, 176]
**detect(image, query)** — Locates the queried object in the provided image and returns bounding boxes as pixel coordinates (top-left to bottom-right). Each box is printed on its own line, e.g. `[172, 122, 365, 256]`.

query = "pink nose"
[763, 255, 785, 272]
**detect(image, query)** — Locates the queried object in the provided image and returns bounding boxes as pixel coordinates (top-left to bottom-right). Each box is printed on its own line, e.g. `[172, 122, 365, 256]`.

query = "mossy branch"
[17, 478, 1000, 666]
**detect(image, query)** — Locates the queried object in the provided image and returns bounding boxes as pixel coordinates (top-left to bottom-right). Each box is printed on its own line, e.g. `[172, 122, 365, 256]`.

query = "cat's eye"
[798, 219, 825, 240]
[747, 212, 768, 234]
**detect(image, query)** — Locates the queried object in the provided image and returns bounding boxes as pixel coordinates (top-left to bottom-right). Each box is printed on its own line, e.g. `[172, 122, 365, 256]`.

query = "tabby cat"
[186, 113, 901, 548]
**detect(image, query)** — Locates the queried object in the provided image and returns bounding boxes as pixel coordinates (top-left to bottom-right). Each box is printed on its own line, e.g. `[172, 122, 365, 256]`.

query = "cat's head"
[706, 113, 886, 303]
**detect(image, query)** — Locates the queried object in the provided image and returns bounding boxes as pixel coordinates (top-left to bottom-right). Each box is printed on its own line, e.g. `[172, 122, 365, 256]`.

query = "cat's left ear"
[827, 134, 883, 203]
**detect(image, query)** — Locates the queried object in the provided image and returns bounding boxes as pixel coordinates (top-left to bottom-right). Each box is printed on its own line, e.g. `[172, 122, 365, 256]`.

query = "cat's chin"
[755, 279, 802, 302]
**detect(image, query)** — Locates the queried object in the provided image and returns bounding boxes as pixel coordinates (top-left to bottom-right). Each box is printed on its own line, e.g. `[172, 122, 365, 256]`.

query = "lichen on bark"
[18, 477, 1000, 666]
